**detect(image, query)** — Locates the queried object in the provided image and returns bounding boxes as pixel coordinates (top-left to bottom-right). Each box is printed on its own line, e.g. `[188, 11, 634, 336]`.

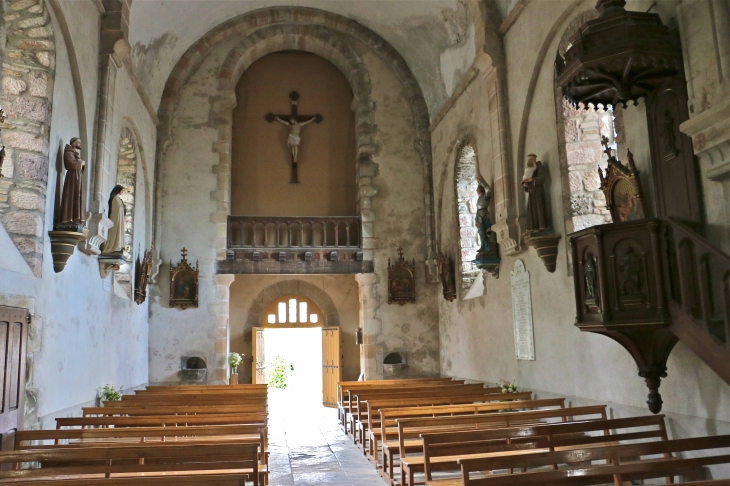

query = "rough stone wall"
[433, 0, 730, 449]
[0, 0, 56, 276]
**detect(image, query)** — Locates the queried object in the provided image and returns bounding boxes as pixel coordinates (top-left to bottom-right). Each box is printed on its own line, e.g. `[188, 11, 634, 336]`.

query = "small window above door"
[263, 295, 322, 327]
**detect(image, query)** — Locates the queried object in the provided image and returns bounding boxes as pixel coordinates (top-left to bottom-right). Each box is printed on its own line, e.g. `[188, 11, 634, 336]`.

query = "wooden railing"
[661, 217, 730, 384]
[227, 216, 362, 249]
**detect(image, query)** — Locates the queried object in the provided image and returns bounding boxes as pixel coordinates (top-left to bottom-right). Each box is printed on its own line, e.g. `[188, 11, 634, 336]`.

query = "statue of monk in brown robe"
[59, 138, 86, 226]
[522, 154, 549, 234]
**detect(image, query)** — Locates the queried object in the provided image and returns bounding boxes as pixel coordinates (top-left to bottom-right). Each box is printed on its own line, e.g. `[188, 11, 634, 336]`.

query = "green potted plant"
[228, 352, 243, 385]
[99, 384, 122, 404]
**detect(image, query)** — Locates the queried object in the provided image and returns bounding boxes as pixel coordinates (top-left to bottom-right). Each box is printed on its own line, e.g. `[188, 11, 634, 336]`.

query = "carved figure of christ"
[266, 91, 323, 183]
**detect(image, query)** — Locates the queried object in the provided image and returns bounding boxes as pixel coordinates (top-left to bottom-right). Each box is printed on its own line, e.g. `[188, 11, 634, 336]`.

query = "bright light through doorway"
[263, 327, 323, 409]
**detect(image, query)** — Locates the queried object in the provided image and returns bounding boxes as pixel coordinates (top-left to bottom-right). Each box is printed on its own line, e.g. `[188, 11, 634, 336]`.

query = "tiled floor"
[268, 390, 387, 486]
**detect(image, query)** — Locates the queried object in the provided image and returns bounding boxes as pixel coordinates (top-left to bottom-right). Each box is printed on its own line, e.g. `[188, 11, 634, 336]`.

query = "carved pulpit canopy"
[556, 0, 683, 108]
[598, 136, 647, 223]
[170, 248, 199, 310]
[388, 247, 416, 305]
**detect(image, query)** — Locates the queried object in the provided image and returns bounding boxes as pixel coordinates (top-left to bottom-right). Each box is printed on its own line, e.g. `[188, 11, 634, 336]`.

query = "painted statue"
[272, 115, 318, 163]
[59, 138, 86, 226]
[475, 175, 493, 252]
[102, 184, 125, 256]
[522, 154, 549, 234]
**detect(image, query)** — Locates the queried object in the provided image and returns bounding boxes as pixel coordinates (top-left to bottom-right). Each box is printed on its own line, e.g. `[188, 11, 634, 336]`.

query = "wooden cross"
[266, 91, 323, 183]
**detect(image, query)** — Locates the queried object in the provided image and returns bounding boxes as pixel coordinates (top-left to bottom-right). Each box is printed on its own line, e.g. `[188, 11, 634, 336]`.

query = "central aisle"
[268, 388, 387, 486]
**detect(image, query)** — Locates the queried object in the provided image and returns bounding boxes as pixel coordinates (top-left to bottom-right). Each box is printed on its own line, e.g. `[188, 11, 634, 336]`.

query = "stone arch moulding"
[240, 279, 341, 383]
[154, 7, 435, 264]
[0, 0, 57, 277]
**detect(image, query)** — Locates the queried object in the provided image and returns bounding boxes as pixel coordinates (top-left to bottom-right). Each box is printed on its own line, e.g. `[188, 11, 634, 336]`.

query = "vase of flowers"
[228, 352, 243, 385]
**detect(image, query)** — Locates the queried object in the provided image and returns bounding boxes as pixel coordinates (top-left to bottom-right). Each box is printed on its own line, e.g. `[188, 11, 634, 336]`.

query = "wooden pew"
[56, 413, 269, 429]
[377, 398, 561, 482]
[2, 476, 251, 485]
[368, 393, 533, 465]
[420, 414, 669, 485]
[397, 405, 607, 486]
[342, 381, 469, 435]
[353, 385, 500, 444]
[83, 404, 268, 417]
[455, 434, 730, 486]
[0, 442, 263, 486]
[338, 378, 455, 425]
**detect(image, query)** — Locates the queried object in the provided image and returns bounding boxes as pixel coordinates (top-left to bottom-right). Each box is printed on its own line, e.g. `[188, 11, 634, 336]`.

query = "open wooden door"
[251, 327, 267, 384]
[321, 327, 341, 408]
[0, 306, 28, 459]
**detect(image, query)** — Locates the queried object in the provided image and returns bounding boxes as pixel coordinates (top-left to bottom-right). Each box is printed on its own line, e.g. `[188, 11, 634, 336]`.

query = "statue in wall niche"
[101, 185, 126, 258]
[475, 175, 493, 252]
[436, 252, 456, 302]
[522, 154, 549, 235]
[584, 255, 598, 304]
[58, 138, 86, 229]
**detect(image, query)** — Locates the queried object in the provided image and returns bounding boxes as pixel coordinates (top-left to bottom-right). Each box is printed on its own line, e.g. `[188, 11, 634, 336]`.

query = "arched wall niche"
[0, 0, 57, 276]
[229, 50, 357, 217]
[154, 7, 435, 262]
[453, 137, 482, 294]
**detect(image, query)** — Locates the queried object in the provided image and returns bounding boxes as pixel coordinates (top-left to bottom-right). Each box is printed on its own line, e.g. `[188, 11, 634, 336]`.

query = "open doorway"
[251, 295, 341, 408]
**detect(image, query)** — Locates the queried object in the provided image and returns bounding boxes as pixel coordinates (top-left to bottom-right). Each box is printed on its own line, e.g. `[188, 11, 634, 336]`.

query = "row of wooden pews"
[0, 384, 269, 485]
[338, 378, 730, 486]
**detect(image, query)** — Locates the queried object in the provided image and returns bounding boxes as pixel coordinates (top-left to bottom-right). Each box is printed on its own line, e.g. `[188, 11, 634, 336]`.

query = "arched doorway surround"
[239, 279, 340, 384]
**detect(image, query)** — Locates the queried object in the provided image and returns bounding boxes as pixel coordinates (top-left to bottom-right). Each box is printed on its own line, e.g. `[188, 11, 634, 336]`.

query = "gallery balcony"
[217, 216, 374, 275]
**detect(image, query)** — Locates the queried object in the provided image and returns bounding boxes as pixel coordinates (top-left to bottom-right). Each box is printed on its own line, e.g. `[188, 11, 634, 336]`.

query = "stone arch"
[0, 0, 57, 276]
[155, 7, 434, 261]
[245, 280, 340, 332]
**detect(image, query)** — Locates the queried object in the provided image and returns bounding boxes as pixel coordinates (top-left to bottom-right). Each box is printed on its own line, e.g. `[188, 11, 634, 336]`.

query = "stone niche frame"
[155, 7, 435, 384]
[0, 0, 57, 276]
[240, 279, 340, 384]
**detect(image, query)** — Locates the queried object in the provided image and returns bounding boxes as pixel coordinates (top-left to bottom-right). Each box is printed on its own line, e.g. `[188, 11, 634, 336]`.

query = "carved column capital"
[78, 208, 113, 256]
[493, 217, 527, 256]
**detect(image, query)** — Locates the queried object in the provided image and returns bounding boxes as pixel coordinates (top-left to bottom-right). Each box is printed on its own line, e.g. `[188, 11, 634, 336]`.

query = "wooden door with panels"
[321, 327, 341, 408]
[251, 327, 267, 384]
[0, 306, 28, 457]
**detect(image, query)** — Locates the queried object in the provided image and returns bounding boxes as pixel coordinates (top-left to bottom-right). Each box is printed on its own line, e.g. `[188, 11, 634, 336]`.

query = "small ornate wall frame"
[134, 245, 154, 305]
[170, 248, 199, 309]
[598, 136, 647, 223]
[388, 247, 416, 305]
[436, 252, 456, 302]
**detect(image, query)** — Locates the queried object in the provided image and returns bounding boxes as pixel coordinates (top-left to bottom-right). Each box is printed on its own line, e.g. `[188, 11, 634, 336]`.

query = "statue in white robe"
[102, 185, 126, 257]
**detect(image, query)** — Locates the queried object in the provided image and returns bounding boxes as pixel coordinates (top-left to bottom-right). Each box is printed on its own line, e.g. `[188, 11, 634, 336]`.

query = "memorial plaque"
[511, 260, 535, 360]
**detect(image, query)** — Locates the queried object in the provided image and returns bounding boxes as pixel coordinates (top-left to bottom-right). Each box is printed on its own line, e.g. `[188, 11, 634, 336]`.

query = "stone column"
[210, 274, 235, 384]
[355, 273, 382, 380]
[484, 64, 525, 255]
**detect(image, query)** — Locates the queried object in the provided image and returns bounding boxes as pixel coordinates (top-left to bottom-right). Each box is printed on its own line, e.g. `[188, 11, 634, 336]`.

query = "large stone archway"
[154, 7, 439, 384]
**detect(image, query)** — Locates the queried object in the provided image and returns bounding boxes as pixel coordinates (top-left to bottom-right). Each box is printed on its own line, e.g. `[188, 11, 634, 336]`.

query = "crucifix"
[265, 91, 323, 183]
